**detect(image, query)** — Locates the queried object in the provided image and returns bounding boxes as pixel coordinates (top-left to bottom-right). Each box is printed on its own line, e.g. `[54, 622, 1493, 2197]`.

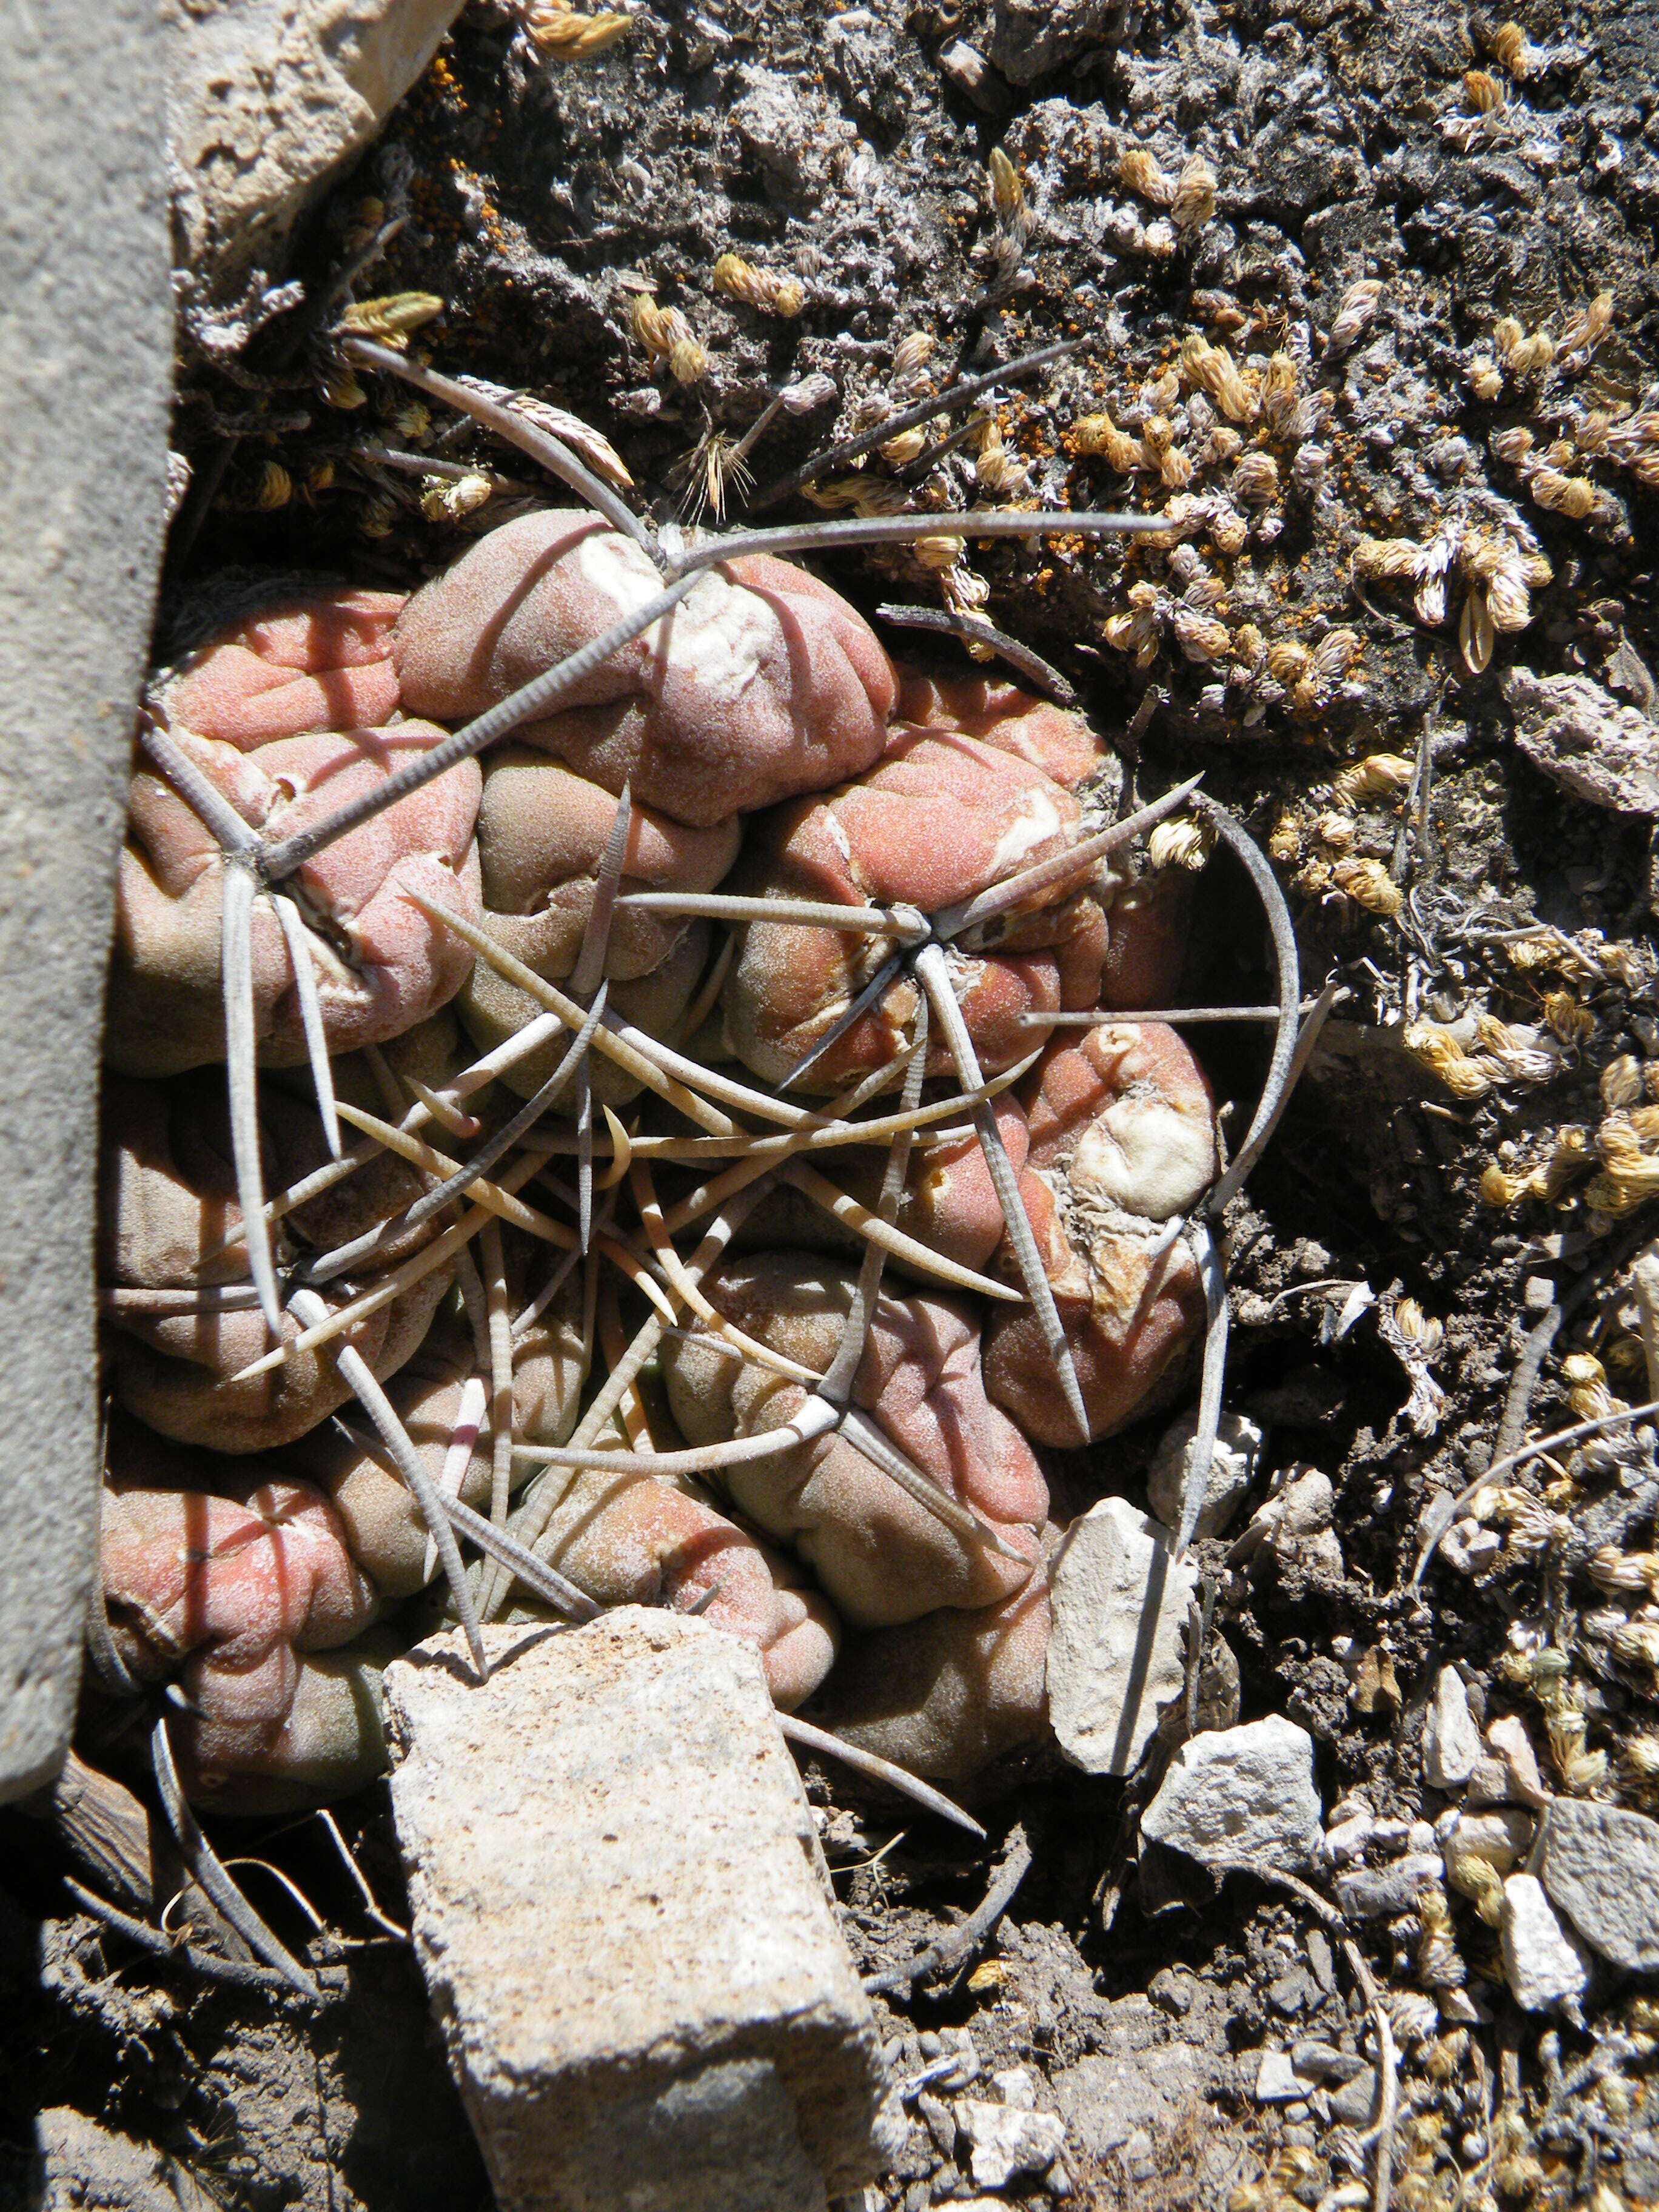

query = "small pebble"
[1424, 1666, 1482, 1791]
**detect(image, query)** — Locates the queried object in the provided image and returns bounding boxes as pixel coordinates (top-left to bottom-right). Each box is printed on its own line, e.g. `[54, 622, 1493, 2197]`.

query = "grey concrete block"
[0, 0, 171, 1801]
[384, 1612, 893, 2212]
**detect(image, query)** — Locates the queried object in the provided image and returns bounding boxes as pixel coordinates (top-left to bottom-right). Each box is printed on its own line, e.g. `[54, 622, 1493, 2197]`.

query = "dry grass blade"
[261, 575, 703, 880]
[776, 1713, 985, 1838]
[913, 942, 1088, 1443]
[289, 1286, 488, 1676]
[410, 895, 739, 1136]
[876, 604, 1078, 704]
[513, 1396, 840, 1477]
[819, 1013, 928, 1406]
[340, 336, 655, 557]
[271, 893, 342, 1158]
[1173, 1221, 1230, 1558]
[934, 774, 1206, 940]
[781, 1159, 1022, 1302]
[777, 953, 907, 1093]
[150, 1715, 320, 1997]
[221, 863, 281, 1333]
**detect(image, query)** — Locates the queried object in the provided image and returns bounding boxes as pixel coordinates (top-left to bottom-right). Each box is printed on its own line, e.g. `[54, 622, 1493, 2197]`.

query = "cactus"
[93, 344, 1280, 1823]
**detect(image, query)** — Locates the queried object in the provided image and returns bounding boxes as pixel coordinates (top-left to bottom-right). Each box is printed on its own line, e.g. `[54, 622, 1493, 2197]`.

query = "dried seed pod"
[670, 335, 709, 384]
[1148, 815, 1216, 870]
[1353, 534, 1425, 582]
[1118, 145, 1177, 207]
[1530, 467, 1598, 518]
[1559, 291, 1615, 357]
[879, 425, 929, 466]
[1209, 500, 1248, 555]
[631, 291, 689, 359]
[1518, 548, 1553, 588]
[1489, 21, 1539, 74]
[387, 399, 432, 444]
[1460, 583, 1496, 674]
[1601, 1055, 1644, 1110]
[1467, 354, 1504, 402]
[1486, 565, 1532, 632]
[1102, 581, 1162, 665]
[1260, 352, 1303, 440]
[1334, 752, 1415, 806]
[1327, 278, 1382, 354]
[1545, 991, 1596, 1045]
[1072, 412, 1143, 472]
[1230, 449, 1279, 505]
[1507, 332, 1557, 378]
[987, 146, 1027, 227]
[524, 1, 632, 55]
[1335, 856, 1404, 918]
[711, 252, 806, 318]
[780, 371, 838, 415]
[338, 292, 445, 345]
[1491, 423, 1536, 467]
[973, 421, 1029, 497]
[892, 331, 935, 382]
[1267, 640, 1313, 685]
[253, 461, 292, 511]
[1481, 1162, 1528, 1207]
[1156, 442, 1194, 490]
[1171, 153, 1217, 236]
[1315, 627, 1361, 681]
[1232, 622, 1266, 671]
[1464, 68, 1506, 111]
[1180, 333, 1257, 423]
[1168, 606, 1231, 663]
[1268, 810, 1301, 862]
[420, 470, 494, 521]
[1315, 811, 1356, 851]
[318, 365, 367, 411]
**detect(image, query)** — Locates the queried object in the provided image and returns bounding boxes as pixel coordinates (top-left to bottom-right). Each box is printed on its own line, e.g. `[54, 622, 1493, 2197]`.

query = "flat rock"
[1423, 1667, 1483, 1791]
[0, 0, 171, 1801]
[1501, 1874, 1592, 2014]
[1047, 1496, 1198, 1775]
[988, 0, 1119, 84]
[1147, 1411, 1262, 1538]
[1537, 1798, 1659, 1972]
[166, 0, 467, 318]
[1255, 2053, 1305, 2104]
[1505, 668, 1659, 817]
[1048, 2043, 1208, 2158]
[384, 1613, 891, 2212]
[31, 2110, 213, 2212]
[1140, 1716, 1323, 1874]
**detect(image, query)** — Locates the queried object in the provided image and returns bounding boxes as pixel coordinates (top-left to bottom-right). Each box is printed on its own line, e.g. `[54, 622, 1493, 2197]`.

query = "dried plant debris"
[36, 0, 1659, 2203]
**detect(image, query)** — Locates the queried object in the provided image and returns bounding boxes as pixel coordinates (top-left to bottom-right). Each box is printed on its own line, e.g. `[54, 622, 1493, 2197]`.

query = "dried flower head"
[1544, 990, 1595, 1046]
[891, 332, 935, 383]
[1231, 450, 1280, 506]
[1489, 21, 1540, 74]
[338, 292, 445, 347]
[1327, 278, 1383, 354]
[1072, 412, 1142, 473]
[1559, 291, 1615, 359]
[1333, 752, 1414, 806]
[1180, 334, 1257, 423]
[987, 146, 1027, 228]
[1335, 856, 1405, 919]
[523, 0, 633, 56]
[711, 253, 805, 318]
[1119, 146, 1177, 207]
[1148, 814, 1218, 870]
[1315, 810, 1356, 851]
[1464, 68, 1507, 112]
[1467, 354, 1504, 403]
[1603, 1056, 1644, 1110]
[420, 470, 494, 521]
[253, 461, 292, 511]
[1172, 153, 1217, 236]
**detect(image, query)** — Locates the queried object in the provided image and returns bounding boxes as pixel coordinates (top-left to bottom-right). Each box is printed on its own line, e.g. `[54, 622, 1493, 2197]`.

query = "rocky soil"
[8, 0, 1659, 2204]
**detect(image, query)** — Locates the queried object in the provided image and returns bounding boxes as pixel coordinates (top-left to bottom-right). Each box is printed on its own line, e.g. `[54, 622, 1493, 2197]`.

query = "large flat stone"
[0, 0, 171, 1801]
[383, 1612, 893, 2212]
[166, 0, 468, 320]
[1538, 1798, 1659, 1972]
[1047, 1496, 1197, 1775]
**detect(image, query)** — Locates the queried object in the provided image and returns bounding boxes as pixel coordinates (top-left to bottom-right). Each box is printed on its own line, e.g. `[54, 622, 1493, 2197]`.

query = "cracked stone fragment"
[384, 1612, 892, 2212]
[1500, 1873, 1592, 2013]
[954, 2099, 1067, 2188]
[1046, 1496, 1198, 1775]
[1147, 1410, 1261, 1537]
[1140, 1715, 1324, 1873]
[1504, 667, 1659, 816]
[1537, 1798, 1659, 1971]
[1423, 1665, 1483, 1791]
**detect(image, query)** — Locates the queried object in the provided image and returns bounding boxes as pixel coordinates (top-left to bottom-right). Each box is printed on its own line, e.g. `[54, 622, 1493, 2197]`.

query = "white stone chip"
[1423, 1666, 1483, 1791]
[1141, 1715, 1324, 1874]
[1146, 1410, 1262, 1538]
[954, 2100, 1067, 2188]
[1047, 1496, 1198, 1775]
[384, 1613, 891, 2212]
[1500, 1874, 1592, 2014]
